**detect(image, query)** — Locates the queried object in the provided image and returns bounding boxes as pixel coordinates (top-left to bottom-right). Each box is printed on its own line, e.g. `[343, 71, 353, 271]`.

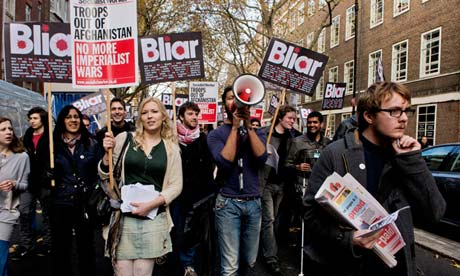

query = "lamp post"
[352, 0, 359, 114]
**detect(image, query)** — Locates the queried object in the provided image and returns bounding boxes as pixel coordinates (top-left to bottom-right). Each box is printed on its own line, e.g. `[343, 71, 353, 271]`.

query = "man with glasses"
[302, 82, 445, 275]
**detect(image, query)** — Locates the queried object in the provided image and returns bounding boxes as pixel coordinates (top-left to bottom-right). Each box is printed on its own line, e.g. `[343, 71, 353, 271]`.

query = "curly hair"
[134, 97, 177, 149]
[0, 117, 25, 153]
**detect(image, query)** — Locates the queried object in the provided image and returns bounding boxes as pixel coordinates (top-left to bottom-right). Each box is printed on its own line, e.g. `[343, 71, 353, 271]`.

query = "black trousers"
[49, 203, 96, 276]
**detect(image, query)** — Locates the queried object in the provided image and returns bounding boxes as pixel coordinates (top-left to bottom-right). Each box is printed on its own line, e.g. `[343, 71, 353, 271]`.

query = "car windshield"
[422, 145, 457, 171]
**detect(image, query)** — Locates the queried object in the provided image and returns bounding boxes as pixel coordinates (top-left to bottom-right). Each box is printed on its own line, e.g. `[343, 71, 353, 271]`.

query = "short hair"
[250, 118, 261, 126]
[307, 111, 324, 123]
[275, 105, 296, 125]
[27, 106, 48, 129]
[178, 101, 200, 118]
[110, 97, 126, 110]
[222, 86, 233, 104]
[357, 82, 411, 131]
[82, 114, 90, 121]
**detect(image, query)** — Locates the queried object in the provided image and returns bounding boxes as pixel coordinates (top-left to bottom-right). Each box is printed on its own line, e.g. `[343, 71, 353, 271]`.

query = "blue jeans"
[261, 183, 284, 263]
[215, 194, 261, 276]
[0, 240, 9, 276]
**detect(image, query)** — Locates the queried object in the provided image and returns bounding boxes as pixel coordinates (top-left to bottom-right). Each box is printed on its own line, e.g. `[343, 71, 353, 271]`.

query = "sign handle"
[171, 82, 177, 129]
[47, 83, 55, 187]
[103, 89, 114, 191]
[266, 89, 286, 146]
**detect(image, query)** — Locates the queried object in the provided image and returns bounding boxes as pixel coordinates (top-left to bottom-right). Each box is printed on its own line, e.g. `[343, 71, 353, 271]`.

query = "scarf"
[62, 134, 81, 154]
[176, 121, 200, 145]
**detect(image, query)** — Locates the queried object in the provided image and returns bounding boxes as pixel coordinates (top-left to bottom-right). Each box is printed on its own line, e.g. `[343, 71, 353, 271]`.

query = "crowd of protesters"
[2, 81, 445, 276]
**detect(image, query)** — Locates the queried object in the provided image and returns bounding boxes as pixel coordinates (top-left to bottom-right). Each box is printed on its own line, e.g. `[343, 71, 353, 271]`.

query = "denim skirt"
[116, 212, 172, 259]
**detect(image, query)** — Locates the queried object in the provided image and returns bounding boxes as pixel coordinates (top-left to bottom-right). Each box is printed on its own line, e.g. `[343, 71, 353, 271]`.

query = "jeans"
[215, 194, 261, 276]
[0, 240, 8, 276]
[261, 183, 284, 263]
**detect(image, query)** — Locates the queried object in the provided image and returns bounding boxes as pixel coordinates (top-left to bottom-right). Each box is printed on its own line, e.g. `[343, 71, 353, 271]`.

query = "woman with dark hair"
[49, 105, 103, 275]
[0, 117, 30, 275]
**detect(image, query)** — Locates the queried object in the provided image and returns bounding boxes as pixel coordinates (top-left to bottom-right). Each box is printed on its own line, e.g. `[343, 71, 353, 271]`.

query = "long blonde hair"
[133, 97, 177, 149]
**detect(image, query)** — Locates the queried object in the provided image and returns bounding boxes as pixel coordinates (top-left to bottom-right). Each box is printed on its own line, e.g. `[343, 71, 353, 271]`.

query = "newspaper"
[314, 172, 407, 268]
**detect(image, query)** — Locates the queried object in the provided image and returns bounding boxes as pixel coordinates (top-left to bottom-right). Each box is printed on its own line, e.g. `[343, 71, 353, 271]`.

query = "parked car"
[421, 143, 460, 229]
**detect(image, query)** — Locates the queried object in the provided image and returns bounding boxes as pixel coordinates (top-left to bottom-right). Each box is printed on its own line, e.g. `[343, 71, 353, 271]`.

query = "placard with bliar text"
[321, 82, 346, 110]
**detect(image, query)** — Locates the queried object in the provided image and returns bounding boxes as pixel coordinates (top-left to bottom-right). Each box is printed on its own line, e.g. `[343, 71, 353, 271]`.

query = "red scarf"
[176, 121, 200, 145]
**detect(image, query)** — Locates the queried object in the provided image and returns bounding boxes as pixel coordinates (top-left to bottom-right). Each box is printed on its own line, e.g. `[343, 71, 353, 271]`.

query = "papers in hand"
[121, 183, 160, 220]
[265, 144, 280, 173]
[355, 206, 410, 238]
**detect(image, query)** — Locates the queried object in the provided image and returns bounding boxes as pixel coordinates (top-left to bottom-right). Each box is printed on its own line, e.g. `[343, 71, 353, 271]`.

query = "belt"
[232, 196, 259, 202]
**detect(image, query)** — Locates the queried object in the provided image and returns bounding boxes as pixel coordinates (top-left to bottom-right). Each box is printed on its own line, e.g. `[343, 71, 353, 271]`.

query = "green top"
[124, 140, 166, 192]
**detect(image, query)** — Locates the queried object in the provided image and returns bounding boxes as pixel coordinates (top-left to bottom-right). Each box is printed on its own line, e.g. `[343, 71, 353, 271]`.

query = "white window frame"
[289, 13, 296, 32]
[420, 27, 441, 78]
[327, 114, 336, 138]
[317, 29, 326, 53]
[391, 40, 409, 82]
[370, 0, 384, 28]
[344, 60, 354, 95]
[330, 15, 340, 48]
[416, 104, 437, 145]
[368, 50, 382, 86]
[316, 75, 324, 100]
[25, 4, 32, 21]
[328, 66, 339, 83]
[345, 5, 356, 41]
[394, 0, 410, 17]
[298, 2, 305, 25]
[342, 113, 352, 121]
[308, 0, 315, 17]
[319, 0, 327, 9]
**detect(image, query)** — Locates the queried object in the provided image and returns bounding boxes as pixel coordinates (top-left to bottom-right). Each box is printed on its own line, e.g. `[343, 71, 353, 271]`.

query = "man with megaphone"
[207, 76, 268, 276]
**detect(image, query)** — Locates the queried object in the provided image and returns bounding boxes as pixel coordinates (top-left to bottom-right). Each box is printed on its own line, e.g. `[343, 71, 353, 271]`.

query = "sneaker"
[184, 266, 198, 276]
[10, 245, 34, 260]
[266, 261, 281, 275]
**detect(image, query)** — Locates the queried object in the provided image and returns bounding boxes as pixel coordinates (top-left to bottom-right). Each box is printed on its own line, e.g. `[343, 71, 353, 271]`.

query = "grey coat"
[303, 130, 446, 276]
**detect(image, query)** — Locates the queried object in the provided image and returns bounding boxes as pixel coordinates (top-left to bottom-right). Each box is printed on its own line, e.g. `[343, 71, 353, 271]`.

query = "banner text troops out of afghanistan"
[70, 0, 138, 88]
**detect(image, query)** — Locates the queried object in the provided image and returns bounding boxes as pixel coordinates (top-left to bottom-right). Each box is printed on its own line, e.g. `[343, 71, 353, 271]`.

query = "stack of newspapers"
[314, 172, 407, 268]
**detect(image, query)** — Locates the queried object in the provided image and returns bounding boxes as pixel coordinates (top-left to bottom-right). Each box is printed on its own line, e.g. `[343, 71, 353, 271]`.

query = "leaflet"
[121, 183, 160, 220]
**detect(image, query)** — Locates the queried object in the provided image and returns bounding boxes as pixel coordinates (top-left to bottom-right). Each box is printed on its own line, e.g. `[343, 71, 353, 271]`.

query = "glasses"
[65, 115, 80, 120]
[376, 108, 415, 117]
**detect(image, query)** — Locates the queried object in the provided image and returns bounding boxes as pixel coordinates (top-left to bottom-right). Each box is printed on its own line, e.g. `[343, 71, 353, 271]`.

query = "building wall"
[276, 0, 460, 144]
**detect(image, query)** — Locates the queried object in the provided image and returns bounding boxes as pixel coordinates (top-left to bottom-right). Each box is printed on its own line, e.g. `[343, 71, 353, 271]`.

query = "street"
[8, 224, 460, 276]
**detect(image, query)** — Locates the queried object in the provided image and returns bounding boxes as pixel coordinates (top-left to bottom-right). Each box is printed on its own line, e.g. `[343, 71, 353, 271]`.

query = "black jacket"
[23, 127, 50, 193]
[303, 130, 446, 276]
[51, 138, 103, 206]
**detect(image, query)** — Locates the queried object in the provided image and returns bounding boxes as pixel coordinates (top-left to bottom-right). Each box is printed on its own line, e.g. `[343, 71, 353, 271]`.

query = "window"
[289, 13, 296, 32]
[317, 29, 326, 53]
[316, 75, 324, 99]
[391, 40, 408, 82]
[370, 0, 384, 28]
[327, 114, 336, 138]
[345, 5, 356, 40]
[344, 60, 354, 94]
[308, 0, 315, 16]
[342, 113, 352, 121]
[330, 16, 340, 48]
[298, 3, 305, 25]
[307, 32, 314, 48]
[417, 104, 436, 145]
[304, 95, 312, 103]
[298, 39, 304, 47]
[368, 50, 382, 86]
[420, 27, 441, 77]
[422, 145, 455, 171]
[25, 4, 32, 21]
[394, 0, 410, 16]
[329, 66, 339, 83]
[38, 3, 42, 20]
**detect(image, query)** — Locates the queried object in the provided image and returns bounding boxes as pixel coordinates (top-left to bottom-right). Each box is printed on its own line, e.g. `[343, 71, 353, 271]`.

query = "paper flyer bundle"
[314, 172, 408, 268]
[121, 183, 160, 220]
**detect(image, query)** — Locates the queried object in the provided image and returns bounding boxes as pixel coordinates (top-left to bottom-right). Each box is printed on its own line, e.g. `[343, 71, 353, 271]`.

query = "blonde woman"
[99, 97, 182, 276]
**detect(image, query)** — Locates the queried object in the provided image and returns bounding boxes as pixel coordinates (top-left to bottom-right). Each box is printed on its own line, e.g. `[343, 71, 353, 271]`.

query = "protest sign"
[161, 93, 189, 119]
[4, 22, 72, 82]
[70, 0, 138, 88]
[268, 95, 279, 116]
[189, 82, 218, 124]
[300, 108, 312, 127]
[72, 91, 107, 116]
[321, 82, 346, 110]
[250, 101, 264, 122]
[139, 32, 205, 84]
[259, 38, 328, 96]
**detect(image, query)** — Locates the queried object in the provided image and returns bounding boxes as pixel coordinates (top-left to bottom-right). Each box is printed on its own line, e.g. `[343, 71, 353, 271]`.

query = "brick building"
[274, 0, 460, 144]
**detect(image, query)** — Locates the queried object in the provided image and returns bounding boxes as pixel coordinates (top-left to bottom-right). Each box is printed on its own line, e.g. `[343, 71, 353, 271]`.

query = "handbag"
[88, 132, 132, 226]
